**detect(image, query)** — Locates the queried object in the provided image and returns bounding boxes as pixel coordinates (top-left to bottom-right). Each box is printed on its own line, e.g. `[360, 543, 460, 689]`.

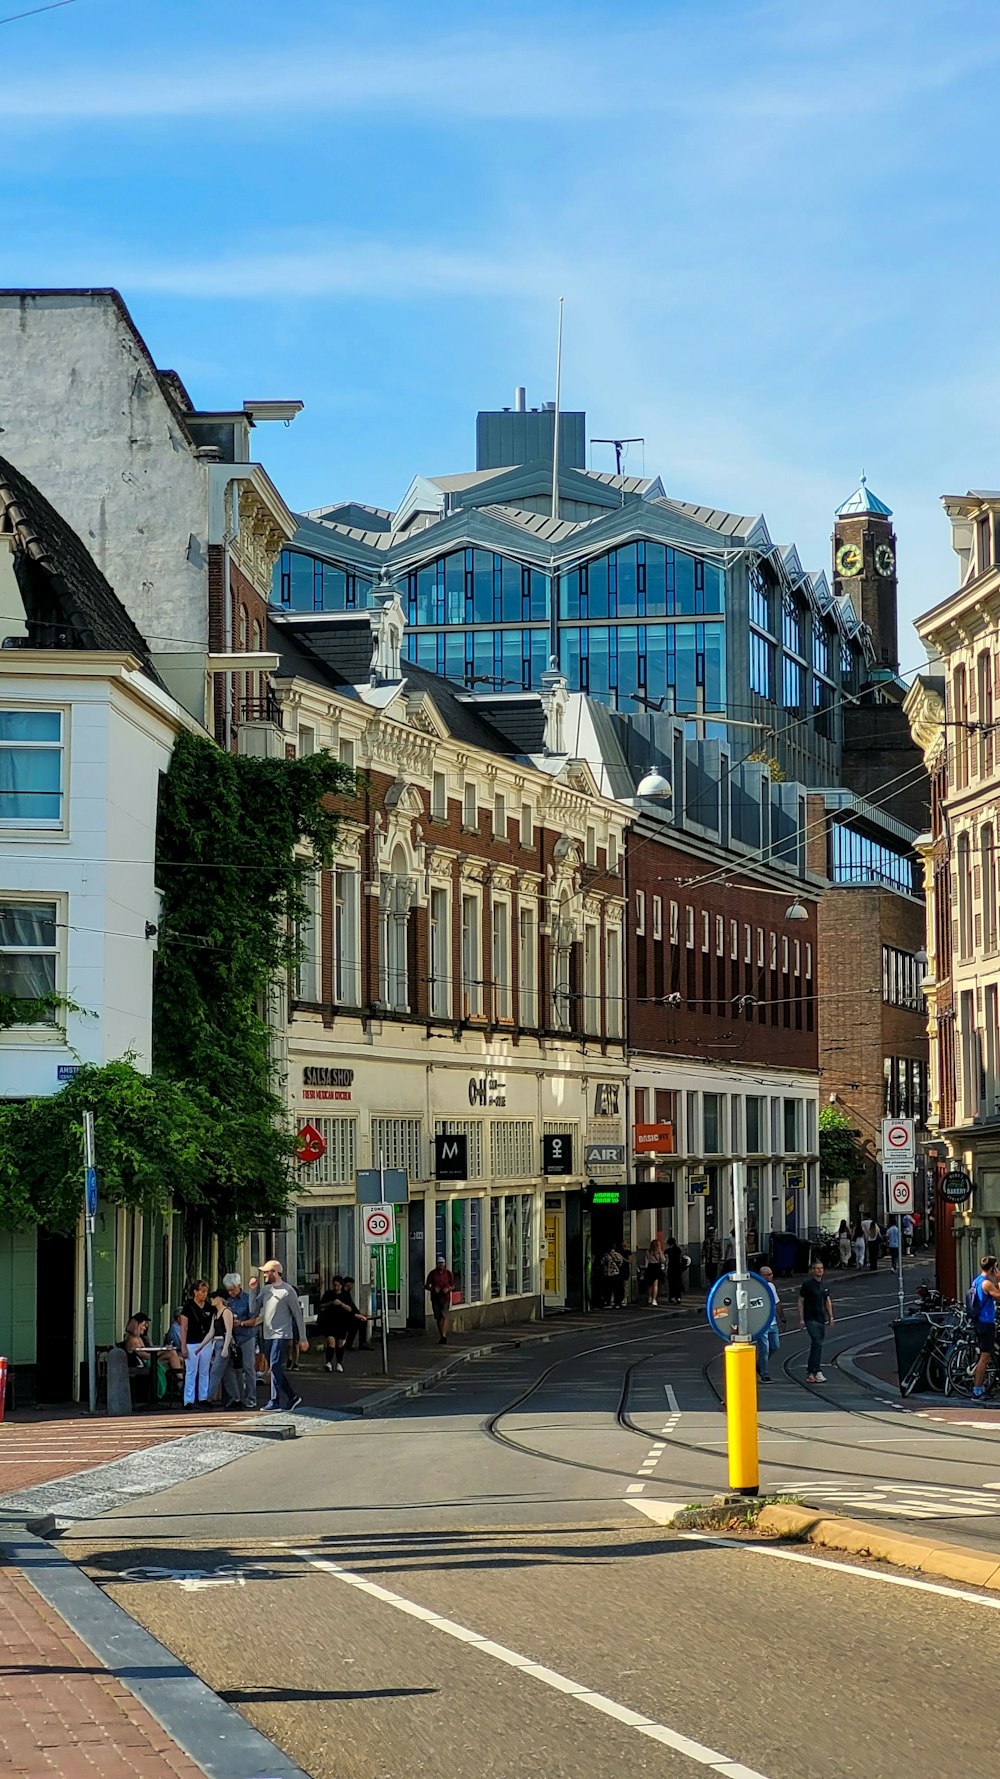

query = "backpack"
[966, 1276, 983, 1319]
[601, 1250, 621, 1278]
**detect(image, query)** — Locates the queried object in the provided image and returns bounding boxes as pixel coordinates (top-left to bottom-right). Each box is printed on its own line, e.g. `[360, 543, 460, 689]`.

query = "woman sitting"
[122, 1313, 152, 1371]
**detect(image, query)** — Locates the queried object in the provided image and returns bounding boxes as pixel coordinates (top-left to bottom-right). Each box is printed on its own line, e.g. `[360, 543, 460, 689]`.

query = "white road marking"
[626, 1504, 1000, 1609]
[664, 1385, 680, 1413]
[626, 1483, 646, 1494]
[290, 1548, 771, 1778]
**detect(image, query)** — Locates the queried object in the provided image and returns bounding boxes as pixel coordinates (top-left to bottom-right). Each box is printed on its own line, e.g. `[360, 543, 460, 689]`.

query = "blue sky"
[5, 0, 1000, 662]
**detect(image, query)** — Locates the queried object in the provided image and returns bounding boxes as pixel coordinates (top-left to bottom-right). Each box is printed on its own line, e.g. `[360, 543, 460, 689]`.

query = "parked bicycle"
[899, 1308, 960, 1396]
[943, 1311, 998, 1398]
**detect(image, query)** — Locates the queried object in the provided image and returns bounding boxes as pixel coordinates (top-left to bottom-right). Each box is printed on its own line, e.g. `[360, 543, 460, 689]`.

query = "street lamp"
[784, 900, 809, 921]
[636, 769, 672, 801]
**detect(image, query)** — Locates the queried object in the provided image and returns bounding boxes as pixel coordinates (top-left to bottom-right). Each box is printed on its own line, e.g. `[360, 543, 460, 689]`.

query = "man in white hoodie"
[248, 1260, 308, 1413]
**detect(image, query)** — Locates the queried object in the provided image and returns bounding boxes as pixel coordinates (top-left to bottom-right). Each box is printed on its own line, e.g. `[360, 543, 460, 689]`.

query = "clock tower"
[832, 476, 898, 676]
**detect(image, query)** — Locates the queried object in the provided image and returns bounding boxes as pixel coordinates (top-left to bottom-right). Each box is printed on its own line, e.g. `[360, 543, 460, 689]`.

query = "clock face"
[836, 542, 862, 578]
[875, 542, 895, 577]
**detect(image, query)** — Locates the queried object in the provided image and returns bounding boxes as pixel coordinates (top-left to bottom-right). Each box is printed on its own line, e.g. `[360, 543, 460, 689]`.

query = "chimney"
[514, 386, 526, 412]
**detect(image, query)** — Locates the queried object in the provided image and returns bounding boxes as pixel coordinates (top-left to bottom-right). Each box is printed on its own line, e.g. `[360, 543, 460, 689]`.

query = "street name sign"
[356, 1167, 408, 1204]
[881, 1118, 915, 1168]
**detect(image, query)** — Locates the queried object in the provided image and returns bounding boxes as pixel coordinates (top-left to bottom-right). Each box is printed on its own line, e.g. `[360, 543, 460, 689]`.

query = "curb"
[1, 1527, 312, 1779]
[344, 1307, 704, 1416]
[755, 1503, 1000, 1590]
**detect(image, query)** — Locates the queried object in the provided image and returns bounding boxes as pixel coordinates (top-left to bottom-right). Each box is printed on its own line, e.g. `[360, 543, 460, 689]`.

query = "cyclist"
[969, 1255, 1000, 1400]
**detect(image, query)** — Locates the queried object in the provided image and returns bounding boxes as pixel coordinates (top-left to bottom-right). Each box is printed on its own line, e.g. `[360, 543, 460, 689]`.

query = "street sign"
[85, 1165, 98, 1219]
[706, 1271, 775, 1341]
[887, 1175, 915, 1214]
[881, 1118, 915, 1168]
[542, 1133, 573, 1176]
[784, 1166, 804, 1192]
[362, 1204, 396, 1245]
[434, 1133, 468, 1182]
[356, 1167, 408, 1204]
[57, 1064, 81, 1082]
[295, 1123, 326, 1165]
[941, 1169, 973, 1205]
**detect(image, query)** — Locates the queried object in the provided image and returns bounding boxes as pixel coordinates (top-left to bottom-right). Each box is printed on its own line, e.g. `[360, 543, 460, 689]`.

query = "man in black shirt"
[798, 1261, 834, 1384]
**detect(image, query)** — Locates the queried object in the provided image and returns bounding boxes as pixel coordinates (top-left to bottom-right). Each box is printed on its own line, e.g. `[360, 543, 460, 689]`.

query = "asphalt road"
[62, 1268, 1000, 1779]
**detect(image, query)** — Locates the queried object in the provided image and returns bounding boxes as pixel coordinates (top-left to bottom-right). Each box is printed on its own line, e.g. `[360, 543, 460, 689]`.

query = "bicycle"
[943, 1312, 998, 1397]
[899, 1308, 959, 1395]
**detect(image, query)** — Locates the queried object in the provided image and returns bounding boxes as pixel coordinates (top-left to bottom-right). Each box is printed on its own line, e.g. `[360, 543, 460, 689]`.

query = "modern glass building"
[273, 404, 872, 787]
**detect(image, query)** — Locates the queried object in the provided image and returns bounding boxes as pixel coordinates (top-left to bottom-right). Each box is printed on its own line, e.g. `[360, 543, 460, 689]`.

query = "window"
[716, 915, 725, 957]
[813, 625, 831, 676]
[491, 1120, 534, 1178]
[429, 887, 451, 1016]
[979, 653, 995, 779]
[956, 831, 973, 959]
[585, 825, 597, 867]
[978, 511, 993, 575]
[520, 802, 533, 847]
[379, 845, 414, 1012]
[432, 771, 448, 821]
[494, 791, 507, 840]
[607, 831, 619, 873]
[606, 925, 623, 1037]
[297, 1118, 358, 1187]
[749, 631, 774, 699]
[461, 893, 482, 1016]
[298, 723, 315, 757]
[749, 565, 773, 633]
[519, 905, 537, 1027]
[294, 870, 321, 1002]
[434, 1119, 484, 1178]
[686, 906, 695, 948]
[0, 899, 59, 1019]
[746, 1095, 766, 1154]
[338, 735, 355, 772]
[984, 825, 998, 953]
[782, 655, 803, 710]
[370, 1116, 422, 1179]
[831, 823, 918, 895]
[583, 922, 600, 1032]
[551, 905, 574, 1031]
[701, 911, 710, 952]
[0, 710, 64, 827]
[952, 665, 968, 790]
[333, 867, 361, 1005]
[783, 1098, 800, 1153]
[881, 945, 924, 1011]
[635, 890, 646, 935]
[671, 901, 680, 945]
[703, 1093, 722, 1154]
[493, 898, 512, 1020]
[782, 591, 802, 656]
[652, 896, 662, 941]
[463, 782, 478, 831]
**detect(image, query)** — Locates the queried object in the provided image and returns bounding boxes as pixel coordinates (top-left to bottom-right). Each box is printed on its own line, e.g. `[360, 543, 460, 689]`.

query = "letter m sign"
[434, 1132, 468, 1183]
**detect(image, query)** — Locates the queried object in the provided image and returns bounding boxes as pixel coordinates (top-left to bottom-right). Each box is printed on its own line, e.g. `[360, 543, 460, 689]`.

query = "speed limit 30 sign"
[362, 1204, 396, 1245]
[887, 1176, 914, 1214]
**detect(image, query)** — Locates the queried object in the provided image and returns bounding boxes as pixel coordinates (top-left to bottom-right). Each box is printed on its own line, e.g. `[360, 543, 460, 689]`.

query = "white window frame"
[606, 924, 623, 1038]
[520, 801, 533, 847]
[461, 890, 483, 1017]
[333, 865, 361, 1006]
[294, 868, 322, 1002]
[652, 896, 662, 941]
[338, 735, 355, 771]
[519, 903, 537, 1027]
[492, 895, 513, 1022]
[494, 790, 507, 840]
[585, 825, 597, 867]
[431, 770, 448, 821]
[635, 889, 646, 935]
[0, 706, 66, 832]
[463, 782, 478, 832]
[701, 910, 710, 952]
[716, 915, 725, 957]
[298, 723, 315, 757]
[583, 921, 600, 1032]
[0, 892, 64, 1030]
[607, 830, 619, 873]
[670, 900, 679, 945]
[429, 885, 451, 1017]
[686, 906, 695, 948]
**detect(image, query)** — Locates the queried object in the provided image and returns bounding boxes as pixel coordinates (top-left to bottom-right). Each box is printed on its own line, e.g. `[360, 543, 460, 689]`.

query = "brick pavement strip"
[0, 1561, 206, 1778]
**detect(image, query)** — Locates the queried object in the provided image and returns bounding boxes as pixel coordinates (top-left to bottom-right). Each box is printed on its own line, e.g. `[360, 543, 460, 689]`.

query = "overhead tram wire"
[0, 0, 76, 20]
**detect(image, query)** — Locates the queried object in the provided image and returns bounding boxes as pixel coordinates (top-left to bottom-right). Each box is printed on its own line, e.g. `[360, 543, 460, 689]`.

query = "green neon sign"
[591, 1190, 623, 1205]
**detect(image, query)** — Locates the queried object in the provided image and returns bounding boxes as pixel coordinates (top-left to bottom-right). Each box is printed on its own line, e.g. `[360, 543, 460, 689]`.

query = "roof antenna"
[551, 296, 564, 524]
[590, 436, 644, 477]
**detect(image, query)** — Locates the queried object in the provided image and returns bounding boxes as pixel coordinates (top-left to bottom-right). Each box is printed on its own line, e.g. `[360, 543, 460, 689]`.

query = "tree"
[819, 1105, 866, 1186]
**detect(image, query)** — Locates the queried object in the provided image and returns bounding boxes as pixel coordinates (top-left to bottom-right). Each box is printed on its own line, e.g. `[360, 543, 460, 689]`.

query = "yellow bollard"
[724, 1340, 759, 1495]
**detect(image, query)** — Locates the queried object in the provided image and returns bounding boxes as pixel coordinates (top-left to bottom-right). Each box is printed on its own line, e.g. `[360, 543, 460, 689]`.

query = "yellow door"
[544, 1203, 564, 1303]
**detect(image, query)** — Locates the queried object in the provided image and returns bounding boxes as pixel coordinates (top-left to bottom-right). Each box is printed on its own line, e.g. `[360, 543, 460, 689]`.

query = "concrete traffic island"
[755, 1502, 1000, 1589]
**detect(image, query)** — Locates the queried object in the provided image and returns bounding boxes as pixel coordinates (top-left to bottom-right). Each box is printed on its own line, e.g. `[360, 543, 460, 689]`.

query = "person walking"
[798, 1261, 834, 1384]
[837, 1220, 852, 1269]
[644, 1240, 665, 1307]
[218, 1272, 258, 1409]
[425, 1255, 455, 1343]
[851, 1219, 866, 1271]
[248, 1260, 307, 1413]
[318, 1276, 354, 1372]
[886, 1220, 901, 1266]
[756, 1265, 786, 1382]
[702, 1229, 721, 1286]
[968, 1255, 1000, 1400]
[865, 1215, 882, 1271]
[613, 1242, 632, 1309]
[598, 1245, 621, 1308]
[665, 1236, 688, 1304]
[179, 1281, 214, 1409]
[205, 1290, 239, 1407]
[902, 1213, 914, 1257]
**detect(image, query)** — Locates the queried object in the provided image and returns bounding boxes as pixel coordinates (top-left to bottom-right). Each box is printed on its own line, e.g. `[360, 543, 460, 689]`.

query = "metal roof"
[835, 476, 893, 518]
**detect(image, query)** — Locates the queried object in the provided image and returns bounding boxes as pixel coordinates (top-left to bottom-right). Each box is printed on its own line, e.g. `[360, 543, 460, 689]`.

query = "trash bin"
[892, 1315, 933, 1395]
[771, 1232, 798, 1277]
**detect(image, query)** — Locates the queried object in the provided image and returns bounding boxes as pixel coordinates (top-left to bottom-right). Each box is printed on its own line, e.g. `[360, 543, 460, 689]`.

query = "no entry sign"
[881, 1117, 915, 1168]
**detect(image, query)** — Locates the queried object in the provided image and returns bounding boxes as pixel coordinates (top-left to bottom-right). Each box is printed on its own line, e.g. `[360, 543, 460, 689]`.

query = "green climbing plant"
[819, 1104, 866, 1186]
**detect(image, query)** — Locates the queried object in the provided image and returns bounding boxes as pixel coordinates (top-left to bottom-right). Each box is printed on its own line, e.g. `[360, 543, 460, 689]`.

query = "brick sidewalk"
[0, 1558, 205, 1777]
[0, 1410, 247, 1499]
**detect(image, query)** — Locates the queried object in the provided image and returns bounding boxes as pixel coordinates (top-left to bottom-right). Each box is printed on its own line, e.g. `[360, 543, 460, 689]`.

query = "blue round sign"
[85, 1166, 98, 1218]
[706, 1270, 775, 1341]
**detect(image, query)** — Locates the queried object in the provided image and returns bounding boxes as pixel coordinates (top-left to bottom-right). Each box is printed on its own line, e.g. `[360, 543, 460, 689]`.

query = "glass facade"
[749, 631, 774, 699]
[559, 542, 723, 619]
[410, 628, 549, 692]
[408, 549, 548, 626]
[831, 822, 917, 895]
[560, 621, 724, 710]
[275, 550, 373, 612]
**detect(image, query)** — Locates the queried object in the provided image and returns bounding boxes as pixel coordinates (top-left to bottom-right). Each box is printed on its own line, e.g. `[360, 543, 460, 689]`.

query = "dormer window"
[978, 513, 994, 576]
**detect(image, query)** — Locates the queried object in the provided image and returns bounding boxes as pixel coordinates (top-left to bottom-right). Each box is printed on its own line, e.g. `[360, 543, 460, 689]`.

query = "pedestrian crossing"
[786, 1479, 1000, 1520]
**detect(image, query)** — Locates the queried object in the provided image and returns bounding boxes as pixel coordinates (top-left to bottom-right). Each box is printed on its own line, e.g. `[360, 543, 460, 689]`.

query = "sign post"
[83, 1110, 98, 1415]
[886, 1174, 914, 1320]
[725, 1160, 758, 1495]
[363, 1175, 395, 1377]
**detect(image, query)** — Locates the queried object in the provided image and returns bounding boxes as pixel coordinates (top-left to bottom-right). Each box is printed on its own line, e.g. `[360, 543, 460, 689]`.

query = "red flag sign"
[295, 1122, 326, 1165]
